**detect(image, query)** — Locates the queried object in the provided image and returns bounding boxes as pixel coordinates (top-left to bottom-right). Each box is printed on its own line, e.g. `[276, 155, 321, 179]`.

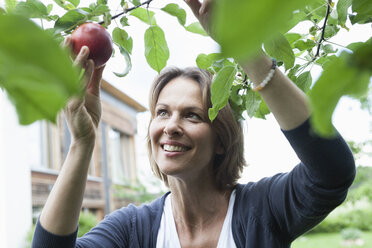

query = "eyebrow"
[155, 103, 205, 113]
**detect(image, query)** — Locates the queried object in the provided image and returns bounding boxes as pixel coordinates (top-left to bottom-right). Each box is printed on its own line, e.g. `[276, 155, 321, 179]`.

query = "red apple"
[71, 22, 113, 68]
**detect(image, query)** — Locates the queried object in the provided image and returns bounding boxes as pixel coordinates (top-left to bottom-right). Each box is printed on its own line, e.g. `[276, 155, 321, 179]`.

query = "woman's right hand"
[62, 36, 104, 145]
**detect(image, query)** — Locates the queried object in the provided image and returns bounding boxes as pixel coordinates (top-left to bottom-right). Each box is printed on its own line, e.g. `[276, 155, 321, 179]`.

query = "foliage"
[0, 0, 371, 137]
[78, 211, 98, 237]
[347, 166, 372, 202]
[309, 208, 372, 233]
[292, 231, 372, 248]
[113, 181, 164, 204]
[25, 211, 98, 246]
[0, 14, 81, 124]
[352, 167, 372, 188]
[340, 228, 362, 240]
[309, 166, 372, 234]
[25, 224, 36, 248]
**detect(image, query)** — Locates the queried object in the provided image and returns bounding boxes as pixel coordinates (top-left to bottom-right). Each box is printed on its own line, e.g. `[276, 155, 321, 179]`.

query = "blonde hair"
[147, 67, 246, 190]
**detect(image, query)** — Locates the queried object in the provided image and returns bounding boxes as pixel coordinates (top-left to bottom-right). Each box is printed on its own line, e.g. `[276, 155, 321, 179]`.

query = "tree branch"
[313, 0, 332, 60]
[98, 0, 154, 25]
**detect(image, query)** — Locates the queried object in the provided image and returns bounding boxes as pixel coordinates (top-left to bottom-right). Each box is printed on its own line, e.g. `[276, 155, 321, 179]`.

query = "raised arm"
[185, 0, 310, 130]
[36, 37, 103, 237]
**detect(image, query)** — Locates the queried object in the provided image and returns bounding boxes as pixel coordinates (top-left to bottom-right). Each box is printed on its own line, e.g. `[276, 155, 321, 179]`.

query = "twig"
[323, 40, 349, 49]
[313, 0, 332, 60]
[98, 0, 154, 25]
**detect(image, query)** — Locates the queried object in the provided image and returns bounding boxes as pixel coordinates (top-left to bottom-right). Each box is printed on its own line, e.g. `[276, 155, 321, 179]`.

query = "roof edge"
[101, 79, 147, 113]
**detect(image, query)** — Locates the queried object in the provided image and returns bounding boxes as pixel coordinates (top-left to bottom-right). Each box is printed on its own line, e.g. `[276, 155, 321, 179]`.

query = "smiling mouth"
[162, 144, 190, 152]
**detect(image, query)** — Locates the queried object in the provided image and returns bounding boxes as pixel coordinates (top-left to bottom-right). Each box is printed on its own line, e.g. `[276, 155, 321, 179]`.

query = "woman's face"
[149, 77, 218, 180]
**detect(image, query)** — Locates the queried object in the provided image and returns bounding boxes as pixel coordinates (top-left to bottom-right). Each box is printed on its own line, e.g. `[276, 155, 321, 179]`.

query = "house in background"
[0, 79, 147, 248]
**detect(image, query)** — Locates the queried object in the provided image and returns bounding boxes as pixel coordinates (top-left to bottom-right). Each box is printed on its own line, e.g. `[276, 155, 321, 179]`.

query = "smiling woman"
[147, 67, 245, 190]
[31, 0, 356, 247]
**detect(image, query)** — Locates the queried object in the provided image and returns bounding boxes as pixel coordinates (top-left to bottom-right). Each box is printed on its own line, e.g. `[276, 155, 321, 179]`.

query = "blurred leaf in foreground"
[309, 40, 372, 137]
[0, 14, 81, 125]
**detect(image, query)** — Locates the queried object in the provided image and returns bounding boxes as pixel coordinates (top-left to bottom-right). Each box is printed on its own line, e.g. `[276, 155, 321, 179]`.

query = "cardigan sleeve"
[31, 194, 166, 248]
[32, 205, 133, 248]
[268, 119, 355, 241]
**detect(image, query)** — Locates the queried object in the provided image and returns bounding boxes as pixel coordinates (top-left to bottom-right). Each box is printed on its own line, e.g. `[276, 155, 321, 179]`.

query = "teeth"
[163, 144, 188, 152]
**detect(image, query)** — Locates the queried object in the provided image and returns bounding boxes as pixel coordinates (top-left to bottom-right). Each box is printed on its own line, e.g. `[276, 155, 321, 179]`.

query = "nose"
[163, 115, 183, 137]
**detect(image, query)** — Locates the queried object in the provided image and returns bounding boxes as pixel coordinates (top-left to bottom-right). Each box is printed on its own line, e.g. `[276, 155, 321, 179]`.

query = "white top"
[156, 190, 237, 248]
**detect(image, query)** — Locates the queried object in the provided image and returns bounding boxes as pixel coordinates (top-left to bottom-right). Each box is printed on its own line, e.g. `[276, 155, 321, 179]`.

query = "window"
[28, 121, 55, 170]
[107, 127, 134, 184]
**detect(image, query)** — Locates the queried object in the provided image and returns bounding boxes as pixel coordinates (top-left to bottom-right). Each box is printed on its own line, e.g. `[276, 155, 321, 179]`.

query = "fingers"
[87, 65, 104, 97]
[199, 0, 212, 15]
[73, 45, 90, 68]
[184, 0, 202, 18]
[83, 59, 95, 91]
[61, 35, 75, 59]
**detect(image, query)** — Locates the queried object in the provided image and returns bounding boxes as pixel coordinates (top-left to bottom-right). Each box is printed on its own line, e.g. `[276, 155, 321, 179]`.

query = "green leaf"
[53, 0, 76, 11]
[0, 8, 6, 15]
[309, 25, 318, 36]
[120, 16, 129, 26]
[112, 27, 133, 54]
[285, 33, 302, 46]
[324, 24, 340, 39]
[309, 53, 370, 137]
[0, 14, 81, 125]
[161, 3, 186, 26]
[54, 9, 89, 32]
[349, 13, 372, 24]
[294, 39, 316, 51]
[47, 4, 53, 14]
[264, 33, 295, 71]
[349, 0, 372, 24]
[213, 0, 308, 59]
[295, 71, 312, 92]
[327, 10, 339, 26]
[285, 11, 307, 32]
[87, 4, 110, 17]
[208, 65, 237, 121]
[254, 100, 270, 119]
[245, 89, 262, 118]
[347, 39, 372, 72]
[305, 0, 327, 23]
[211, 58, 234, 73]
[5, 0, 17, 12]
[337, 0, 352, 26]
[322, 44, 337, 54]
[130, 0, 141, 6]
[287, 64, 301, 79]
[144, 26, 169, 73]
[230, 84, 246, 121]
[315, 54, 337, 67]
[113, 46, 132, 77]
[184, 22, 208, 36]
[196, 53, 222, 69]
[67, 0, 80, 7]
[352, 0, 372, 17]
[13, 0, 50, 20]
[130, 7, 156, 25]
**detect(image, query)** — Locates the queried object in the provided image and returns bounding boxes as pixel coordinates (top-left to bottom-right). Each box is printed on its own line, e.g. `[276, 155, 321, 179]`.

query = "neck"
[168, 174, 232, 230]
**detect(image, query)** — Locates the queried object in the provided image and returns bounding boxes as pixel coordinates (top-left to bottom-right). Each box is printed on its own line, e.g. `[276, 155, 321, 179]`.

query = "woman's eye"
[187, 112, 201, 120]
[156, 109, 168, 117]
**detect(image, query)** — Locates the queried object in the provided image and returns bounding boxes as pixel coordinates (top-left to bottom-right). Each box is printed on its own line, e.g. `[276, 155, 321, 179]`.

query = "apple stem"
[98, 0, 154, 25]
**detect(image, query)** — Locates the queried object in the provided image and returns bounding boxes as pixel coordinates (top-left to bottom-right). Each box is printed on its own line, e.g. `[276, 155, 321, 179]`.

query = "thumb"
[185, 0, 202, 19]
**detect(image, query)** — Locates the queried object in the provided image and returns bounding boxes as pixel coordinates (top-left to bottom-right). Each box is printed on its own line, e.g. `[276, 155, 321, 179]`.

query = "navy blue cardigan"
[32, 119, 355, 247]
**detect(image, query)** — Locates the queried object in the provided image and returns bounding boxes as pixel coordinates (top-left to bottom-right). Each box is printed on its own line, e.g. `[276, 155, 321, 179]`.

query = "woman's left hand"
[185, 0, 215, 39]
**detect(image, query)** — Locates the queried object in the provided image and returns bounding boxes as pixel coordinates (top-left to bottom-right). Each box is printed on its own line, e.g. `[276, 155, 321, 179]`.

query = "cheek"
[196, 128, 216, 151]
[149, 120, 162, 147]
